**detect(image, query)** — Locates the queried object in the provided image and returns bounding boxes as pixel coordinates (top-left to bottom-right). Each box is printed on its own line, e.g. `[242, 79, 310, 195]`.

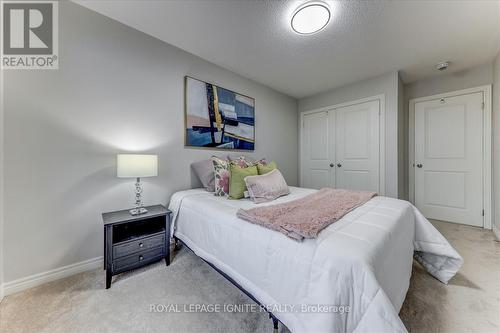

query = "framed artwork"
[185, 76, 255, 150]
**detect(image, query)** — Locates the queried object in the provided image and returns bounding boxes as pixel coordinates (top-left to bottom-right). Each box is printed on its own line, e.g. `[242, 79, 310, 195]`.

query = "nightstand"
[102, 205, 171, 289]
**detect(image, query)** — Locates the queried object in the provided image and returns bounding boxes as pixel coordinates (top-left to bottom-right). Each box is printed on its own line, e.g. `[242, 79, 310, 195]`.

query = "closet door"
[414, 92, 483, 226]
[301, 111, 333, 189]
[335, 100, 380, 192]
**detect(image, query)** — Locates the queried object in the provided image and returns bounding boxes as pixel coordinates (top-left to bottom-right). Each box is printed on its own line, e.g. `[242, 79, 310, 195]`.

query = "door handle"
[337, 163, 342, 168]
[416, 164, 423, 168]
[329, 163, 334, 167]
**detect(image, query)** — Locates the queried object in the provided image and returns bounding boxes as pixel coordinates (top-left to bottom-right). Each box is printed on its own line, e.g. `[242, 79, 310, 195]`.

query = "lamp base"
[129, 207, 148, 216]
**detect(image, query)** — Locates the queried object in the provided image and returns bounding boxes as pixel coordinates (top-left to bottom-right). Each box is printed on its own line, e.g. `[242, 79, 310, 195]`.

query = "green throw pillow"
[257, 161, 277, 175]
[229, 164, 258, 199]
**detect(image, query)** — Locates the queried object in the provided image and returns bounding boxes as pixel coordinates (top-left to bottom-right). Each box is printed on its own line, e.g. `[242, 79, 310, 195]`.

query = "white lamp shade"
[117, 154, 158, 178]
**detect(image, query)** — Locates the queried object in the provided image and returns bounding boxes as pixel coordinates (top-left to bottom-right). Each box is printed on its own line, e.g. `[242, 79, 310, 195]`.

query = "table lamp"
[117, 154, 158, 215]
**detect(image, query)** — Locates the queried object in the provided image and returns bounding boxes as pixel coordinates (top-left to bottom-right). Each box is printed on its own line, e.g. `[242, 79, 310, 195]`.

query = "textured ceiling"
[75, 0, 500, 98]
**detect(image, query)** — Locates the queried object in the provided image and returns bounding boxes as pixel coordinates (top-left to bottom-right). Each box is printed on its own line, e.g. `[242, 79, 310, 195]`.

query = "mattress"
[169, 187, 462, 333]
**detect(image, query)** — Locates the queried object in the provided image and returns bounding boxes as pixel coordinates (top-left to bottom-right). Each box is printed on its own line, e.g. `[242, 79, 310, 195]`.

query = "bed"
[168, 186, 462, 333]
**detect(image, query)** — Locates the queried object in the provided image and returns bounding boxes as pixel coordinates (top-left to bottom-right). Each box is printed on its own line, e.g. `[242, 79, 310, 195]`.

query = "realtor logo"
[1, 1, 58, 69]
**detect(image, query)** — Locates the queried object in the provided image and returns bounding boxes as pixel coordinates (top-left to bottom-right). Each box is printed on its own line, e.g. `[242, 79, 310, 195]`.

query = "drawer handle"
[139, 242, 144, 248]
[139, 255, 144, 261]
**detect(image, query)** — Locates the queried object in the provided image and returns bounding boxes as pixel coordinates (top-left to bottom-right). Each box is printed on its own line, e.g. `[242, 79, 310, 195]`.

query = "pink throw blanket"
[237, 188, 377, 241]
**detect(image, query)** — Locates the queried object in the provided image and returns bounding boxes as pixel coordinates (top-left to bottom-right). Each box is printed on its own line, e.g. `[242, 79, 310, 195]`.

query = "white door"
[415, 92, 483, 226]
[301, 99, 381, 192]
[335, 100, 380, 192]
[301, 111, 333, 189]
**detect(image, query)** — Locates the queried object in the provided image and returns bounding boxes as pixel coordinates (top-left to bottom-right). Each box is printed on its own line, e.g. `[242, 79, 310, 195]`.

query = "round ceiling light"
[291, 1, 331, 35]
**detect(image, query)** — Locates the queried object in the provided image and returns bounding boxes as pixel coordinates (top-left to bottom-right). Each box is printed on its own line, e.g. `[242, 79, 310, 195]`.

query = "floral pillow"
[227, 155, 252, 168]
[212, 156, 269, 197]
[253, 158, 268, 166]
[228, 155, 268, 168]
[212, 156, 230, 196]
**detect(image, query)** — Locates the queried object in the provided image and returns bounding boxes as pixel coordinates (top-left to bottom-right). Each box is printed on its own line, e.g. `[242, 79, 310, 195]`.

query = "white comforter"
[168, 187, 463, 333]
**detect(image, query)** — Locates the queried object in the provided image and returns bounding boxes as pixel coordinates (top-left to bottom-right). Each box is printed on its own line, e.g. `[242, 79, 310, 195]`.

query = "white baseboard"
[493, 225, 500, 241]
[2, 256, 103, 297]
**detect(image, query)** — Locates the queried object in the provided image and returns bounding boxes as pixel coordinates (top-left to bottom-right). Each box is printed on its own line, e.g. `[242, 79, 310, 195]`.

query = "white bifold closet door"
[335, 101, 380, 192]
[301, 100, 380, 192]
[301, 111, 333, 189]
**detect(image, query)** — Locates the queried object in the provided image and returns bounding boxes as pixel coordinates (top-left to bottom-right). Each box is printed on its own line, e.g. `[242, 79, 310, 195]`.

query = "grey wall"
[494, 53, 500, 232]
[403, 63, 494, 200]
[2, 1, 298, 283]
[0, 57, 4, 298]
[404, 63, 494, 100]
[298, 71, 401, 198]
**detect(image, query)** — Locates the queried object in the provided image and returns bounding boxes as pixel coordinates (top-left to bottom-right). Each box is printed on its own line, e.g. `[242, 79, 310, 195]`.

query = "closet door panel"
[335, 100, 380, 192]
[301, 111, 331, 189]
[328, 110, 336, 189]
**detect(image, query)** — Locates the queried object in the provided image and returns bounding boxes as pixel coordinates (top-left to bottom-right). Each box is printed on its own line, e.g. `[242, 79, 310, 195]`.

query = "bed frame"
[173, 237, 281, 333]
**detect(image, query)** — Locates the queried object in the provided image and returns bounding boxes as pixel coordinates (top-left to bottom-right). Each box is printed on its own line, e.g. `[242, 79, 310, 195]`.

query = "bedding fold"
[236, 188, 376, 240]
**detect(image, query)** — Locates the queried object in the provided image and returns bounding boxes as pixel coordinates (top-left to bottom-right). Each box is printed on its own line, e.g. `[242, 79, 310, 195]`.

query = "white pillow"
[244, 169, 290, 203]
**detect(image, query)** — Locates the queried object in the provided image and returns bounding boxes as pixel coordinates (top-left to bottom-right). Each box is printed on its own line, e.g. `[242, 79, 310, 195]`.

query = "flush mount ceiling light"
[291, 1, 331, 35]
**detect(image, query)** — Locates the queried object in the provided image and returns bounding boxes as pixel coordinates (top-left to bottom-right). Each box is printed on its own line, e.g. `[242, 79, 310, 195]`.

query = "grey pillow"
[192, 159, 215, 192]
[244, 169, 290, 203]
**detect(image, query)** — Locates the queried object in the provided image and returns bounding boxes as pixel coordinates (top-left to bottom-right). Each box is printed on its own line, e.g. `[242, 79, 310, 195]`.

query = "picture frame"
[184, 76, 255, 151]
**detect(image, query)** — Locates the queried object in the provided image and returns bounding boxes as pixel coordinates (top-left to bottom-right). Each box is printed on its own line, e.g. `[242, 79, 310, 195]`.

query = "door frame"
[408, 85, 492, 229]
[299, 94, 386, 195]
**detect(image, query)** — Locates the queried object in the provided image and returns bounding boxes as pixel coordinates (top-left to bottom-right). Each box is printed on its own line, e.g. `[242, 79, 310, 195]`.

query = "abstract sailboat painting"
[185, 76, 255, 150]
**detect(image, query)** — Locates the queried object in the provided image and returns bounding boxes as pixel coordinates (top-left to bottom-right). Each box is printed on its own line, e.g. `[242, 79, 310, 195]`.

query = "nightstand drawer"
[113, 232, 165, 258]
[113, 247, 165, 273]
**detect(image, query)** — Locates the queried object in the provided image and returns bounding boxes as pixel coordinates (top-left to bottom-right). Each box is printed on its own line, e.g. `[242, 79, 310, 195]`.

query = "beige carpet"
[1, 220, 499, 333]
